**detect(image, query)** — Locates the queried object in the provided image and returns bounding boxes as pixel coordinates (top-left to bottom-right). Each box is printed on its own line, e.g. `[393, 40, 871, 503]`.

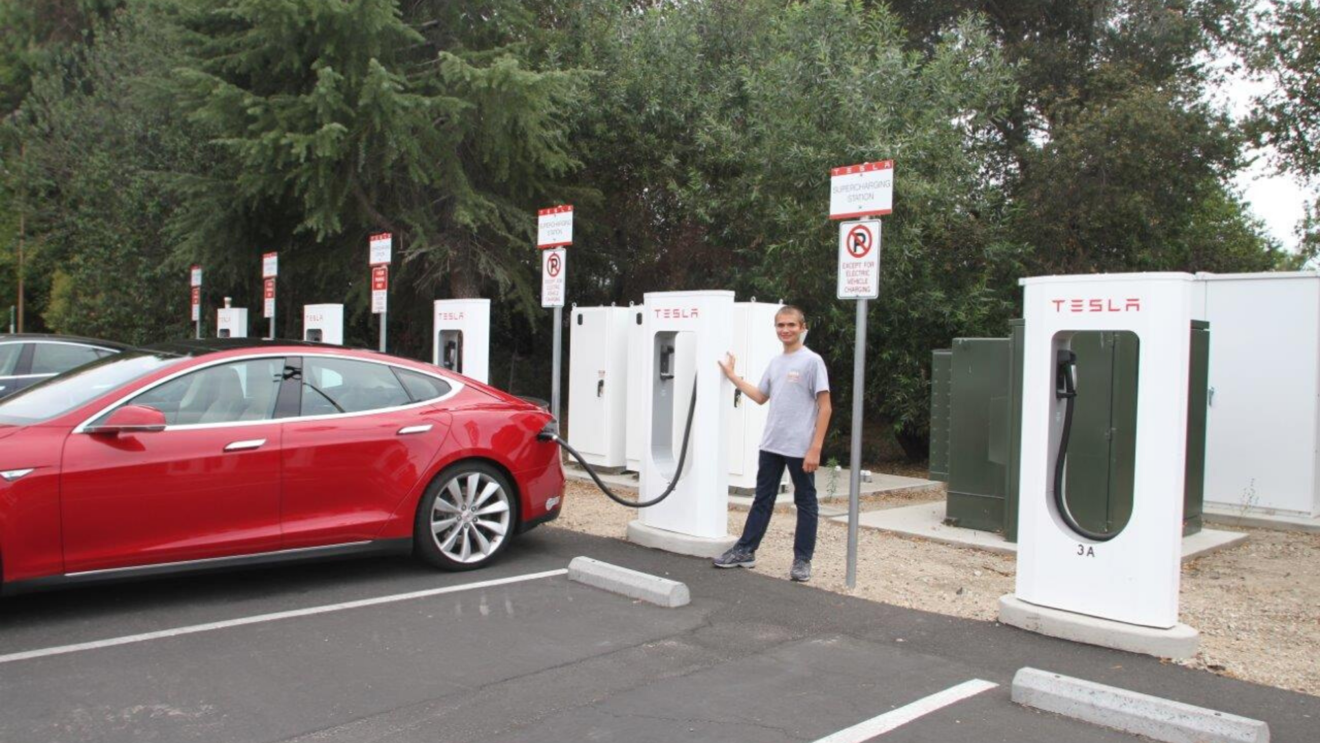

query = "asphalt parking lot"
[1, 526, 1316, 743]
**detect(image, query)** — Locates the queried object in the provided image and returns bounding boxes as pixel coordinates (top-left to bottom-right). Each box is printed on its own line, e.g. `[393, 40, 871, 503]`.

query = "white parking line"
[0, 568, 568, 665]
[810, 678, 999, 742]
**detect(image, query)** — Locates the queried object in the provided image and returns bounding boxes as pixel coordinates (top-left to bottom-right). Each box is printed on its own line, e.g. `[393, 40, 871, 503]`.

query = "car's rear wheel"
[414, 461, 517, 571]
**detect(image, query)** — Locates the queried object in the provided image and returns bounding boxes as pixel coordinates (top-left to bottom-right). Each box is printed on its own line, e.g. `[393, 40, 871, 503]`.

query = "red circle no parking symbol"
[846, 225, 873, 258]
[547, 252, 562, 277]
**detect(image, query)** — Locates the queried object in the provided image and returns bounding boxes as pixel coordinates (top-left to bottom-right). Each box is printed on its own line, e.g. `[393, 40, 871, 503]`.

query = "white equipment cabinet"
[1197, 272, 1320, 518]
[216, 302, 248, 339]
[726, 302, 782, 491]
[432, 299, 490, 383]
[302, 304, 344, 345]
[568, 306, 631, 470]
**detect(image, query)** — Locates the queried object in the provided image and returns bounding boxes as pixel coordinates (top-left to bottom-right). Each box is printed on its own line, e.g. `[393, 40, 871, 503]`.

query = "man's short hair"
[776, 305, 807, 325]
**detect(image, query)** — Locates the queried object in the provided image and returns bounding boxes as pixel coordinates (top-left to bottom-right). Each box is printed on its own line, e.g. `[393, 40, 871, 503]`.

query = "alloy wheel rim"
[431, 471, 511, 563]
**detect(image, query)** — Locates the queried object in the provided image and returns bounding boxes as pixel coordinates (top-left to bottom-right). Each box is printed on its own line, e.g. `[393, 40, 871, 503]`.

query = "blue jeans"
[735, 450, 817, 561]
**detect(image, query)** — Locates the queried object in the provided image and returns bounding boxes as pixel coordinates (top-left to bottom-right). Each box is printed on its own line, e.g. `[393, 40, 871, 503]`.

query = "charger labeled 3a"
[1005, 273, 1202, 654]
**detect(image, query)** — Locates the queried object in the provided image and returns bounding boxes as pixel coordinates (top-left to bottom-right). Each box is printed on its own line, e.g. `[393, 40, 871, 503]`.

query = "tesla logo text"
[1051, 298, 1141, 313]
[436, 312, 466, 321]
[307, 314, 323, 322]
[653, 308, 699, 319]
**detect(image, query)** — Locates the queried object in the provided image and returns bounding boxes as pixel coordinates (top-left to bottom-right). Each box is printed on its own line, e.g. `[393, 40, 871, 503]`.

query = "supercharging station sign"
[369, 233, 391, 315]
[538, 205, 571, 308]
[189, 265, 202, 322]
[262, 252, 278, 319]
[537, 205, 573, 248]
[829, 160, 893, 220]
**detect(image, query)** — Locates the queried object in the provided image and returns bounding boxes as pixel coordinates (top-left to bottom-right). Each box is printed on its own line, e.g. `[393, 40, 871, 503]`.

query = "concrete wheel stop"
[998, 595, 1200, 660]
[626, 520, 736, 559]
[568, 556, 690, 608]
[1012, 667, 1270, 743]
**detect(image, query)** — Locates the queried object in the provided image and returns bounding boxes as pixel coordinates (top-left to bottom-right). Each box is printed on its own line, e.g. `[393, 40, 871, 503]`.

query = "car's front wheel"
[414, 461, 517, 571]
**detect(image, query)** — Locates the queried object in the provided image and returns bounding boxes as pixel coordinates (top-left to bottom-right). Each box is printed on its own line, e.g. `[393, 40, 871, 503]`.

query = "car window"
[394, 367, 453, 403]
[0, 343, 21, 376]
[128, 357, 285, 426]
[0, 351, 183, 426]
[300, 357, 411, 416]
[30, 343, 102, 375]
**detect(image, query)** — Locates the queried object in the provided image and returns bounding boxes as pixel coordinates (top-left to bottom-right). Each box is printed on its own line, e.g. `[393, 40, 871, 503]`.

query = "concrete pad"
[626, 520, 737, 559]
[1203, 505, 1320, 534]
[567, 556, 690, 608]
[837, 501, 1249, 561]
[565, 465, 938, 512]
[999, 595, 1200, 661]
[1011, 667, 1270, 743]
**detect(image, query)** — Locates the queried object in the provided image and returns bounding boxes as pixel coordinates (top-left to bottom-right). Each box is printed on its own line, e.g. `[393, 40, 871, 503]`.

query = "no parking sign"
[837, 220, 881, 299]
[542, 248, 566, 308]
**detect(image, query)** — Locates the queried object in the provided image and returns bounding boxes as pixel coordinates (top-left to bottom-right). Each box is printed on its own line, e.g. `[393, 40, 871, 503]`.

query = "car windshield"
[0, 350, 184, 425]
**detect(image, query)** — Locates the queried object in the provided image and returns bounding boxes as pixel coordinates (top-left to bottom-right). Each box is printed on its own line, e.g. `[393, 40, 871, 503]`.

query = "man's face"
[775, 314, 805, 344]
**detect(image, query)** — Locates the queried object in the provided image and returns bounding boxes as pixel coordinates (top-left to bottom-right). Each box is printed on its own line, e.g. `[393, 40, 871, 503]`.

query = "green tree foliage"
[1249, 0, 1320, 263]
[169, 0, 590, 351]
[8, 4, 196, 343]
[557, 0, 1022, 458]
[890, 0, 1283, 275]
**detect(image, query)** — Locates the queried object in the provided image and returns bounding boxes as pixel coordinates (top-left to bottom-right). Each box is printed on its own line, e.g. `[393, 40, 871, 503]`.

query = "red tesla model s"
[0, 339, 564, 594]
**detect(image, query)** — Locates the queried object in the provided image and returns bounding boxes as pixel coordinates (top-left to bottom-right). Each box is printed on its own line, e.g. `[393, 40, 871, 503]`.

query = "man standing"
[714, 305, 831, 582]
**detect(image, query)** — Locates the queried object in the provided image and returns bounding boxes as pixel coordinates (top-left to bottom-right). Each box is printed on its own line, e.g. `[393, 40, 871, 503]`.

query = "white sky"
[1208, 48, 1315, 254]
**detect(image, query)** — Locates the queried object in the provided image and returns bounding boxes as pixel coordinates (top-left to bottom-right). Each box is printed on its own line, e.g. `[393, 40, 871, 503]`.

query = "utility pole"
[16, 142, 24, 333]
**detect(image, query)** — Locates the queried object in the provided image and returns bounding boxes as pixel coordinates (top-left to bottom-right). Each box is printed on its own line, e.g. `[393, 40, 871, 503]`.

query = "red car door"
[60, 357, 286, 573]
[280, 356, 453, 548]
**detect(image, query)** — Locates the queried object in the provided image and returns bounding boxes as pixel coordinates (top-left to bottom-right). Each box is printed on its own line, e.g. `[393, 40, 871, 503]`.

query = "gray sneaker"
[790, 559, 812, 582]
[713, 546, 756, 569]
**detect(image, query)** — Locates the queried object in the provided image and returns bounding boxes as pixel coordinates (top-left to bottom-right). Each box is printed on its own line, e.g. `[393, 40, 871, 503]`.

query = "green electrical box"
[929, 350, 952, 482]
[932, 320, 1207, 541]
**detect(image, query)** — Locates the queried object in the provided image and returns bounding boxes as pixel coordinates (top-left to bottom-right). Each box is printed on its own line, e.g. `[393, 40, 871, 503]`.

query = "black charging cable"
[1053, 349, 1117, 542]
[538, 373, 698, 508]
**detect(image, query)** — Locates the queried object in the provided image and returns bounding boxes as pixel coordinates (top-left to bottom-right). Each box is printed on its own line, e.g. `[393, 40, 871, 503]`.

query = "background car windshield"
[0, 343, 20, 376]
[0, 351, 182, 425]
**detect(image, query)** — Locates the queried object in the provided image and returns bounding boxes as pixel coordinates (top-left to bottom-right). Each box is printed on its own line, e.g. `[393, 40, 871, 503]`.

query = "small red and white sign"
[537, 205, 573, 249]
[541, 248, 566, 307]
[190, 265, 203, 288]
[190, 286, 201, 322]
[829, 160, 893, 220]
[263, 278, 276, 319]
[262, 252, 279, 279]
[371, 265, 389, 314]
[837, 220, 881, 299]
[369, 233, 392, 266]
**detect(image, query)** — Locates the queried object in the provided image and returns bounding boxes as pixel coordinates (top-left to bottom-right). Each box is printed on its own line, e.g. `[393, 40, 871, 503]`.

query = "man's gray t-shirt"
[757, 347, 830, 458]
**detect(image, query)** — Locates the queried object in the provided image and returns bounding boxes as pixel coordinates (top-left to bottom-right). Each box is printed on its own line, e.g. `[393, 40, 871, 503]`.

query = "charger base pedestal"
[627, 520, 736, 559]
[999, 594, 1200, 660]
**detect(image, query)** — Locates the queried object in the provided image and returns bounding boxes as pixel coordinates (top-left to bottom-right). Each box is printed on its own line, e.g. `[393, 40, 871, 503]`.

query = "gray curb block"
[1011, 668, 1270, 743]
[567, 556, 691, 608]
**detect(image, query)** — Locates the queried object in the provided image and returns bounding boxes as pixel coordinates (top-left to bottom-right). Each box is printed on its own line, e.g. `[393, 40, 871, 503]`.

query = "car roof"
[137, 338, 360, 358]
[0, 333, 133, 350]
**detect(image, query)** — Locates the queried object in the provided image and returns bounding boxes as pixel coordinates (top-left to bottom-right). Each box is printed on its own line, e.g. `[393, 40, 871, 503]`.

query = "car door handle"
[397, 424, 433, 436]
[224, 439, 267, 452]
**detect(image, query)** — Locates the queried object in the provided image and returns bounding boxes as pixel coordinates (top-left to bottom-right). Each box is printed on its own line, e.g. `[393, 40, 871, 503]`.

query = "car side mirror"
[87, 404, 168, 436]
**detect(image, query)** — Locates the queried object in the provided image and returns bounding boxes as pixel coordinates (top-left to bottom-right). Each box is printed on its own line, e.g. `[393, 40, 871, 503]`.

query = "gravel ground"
[552, 477, 1320, 697]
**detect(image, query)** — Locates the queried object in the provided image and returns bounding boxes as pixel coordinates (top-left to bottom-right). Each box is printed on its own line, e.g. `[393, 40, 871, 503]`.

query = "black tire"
[414, 461, 519, 571]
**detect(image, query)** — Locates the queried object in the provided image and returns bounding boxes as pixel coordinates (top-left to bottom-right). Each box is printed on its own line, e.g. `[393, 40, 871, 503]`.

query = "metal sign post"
[369, 233, 392, 353]
[830, 162, 892, 590]
[262, 252, 278, 339]
[538, 206, 572, 424]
